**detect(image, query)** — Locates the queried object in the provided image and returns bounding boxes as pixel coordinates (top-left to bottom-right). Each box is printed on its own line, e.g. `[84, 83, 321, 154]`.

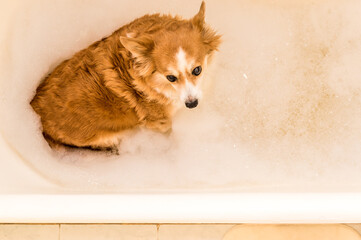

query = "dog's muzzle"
[185, 99, 198, 109]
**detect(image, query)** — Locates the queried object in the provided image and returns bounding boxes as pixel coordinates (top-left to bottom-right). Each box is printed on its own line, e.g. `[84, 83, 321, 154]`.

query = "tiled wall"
[0, 224, 360, 240]
[0, 224, 233, 240]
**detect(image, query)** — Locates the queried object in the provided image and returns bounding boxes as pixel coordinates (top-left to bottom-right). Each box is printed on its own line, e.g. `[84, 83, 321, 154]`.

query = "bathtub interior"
[1, 0, 361, 193]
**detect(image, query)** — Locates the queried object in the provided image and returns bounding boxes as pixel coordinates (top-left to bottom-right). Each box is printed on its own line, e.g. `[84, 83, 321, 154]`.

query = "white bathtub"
[1, 133, 361, 223]
[1, 0, 361, 223]
[1, 131, 361, 223]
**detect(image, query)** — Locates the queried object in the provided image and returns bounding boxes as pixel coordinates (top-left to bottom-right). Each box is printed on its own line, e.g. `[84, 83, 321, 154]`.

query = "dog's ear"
[191, 2, 221, 54]
[120, 36, 155, 76]
[192, 1, 206, 29]
[120, 36, 154, 58]
[201, 26, 221, 54]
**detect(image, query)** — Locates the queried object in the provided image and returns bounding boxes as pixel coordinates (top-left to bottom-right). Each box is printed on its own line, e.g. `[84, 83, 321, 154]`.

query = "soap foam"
[0, 0, 361, 192]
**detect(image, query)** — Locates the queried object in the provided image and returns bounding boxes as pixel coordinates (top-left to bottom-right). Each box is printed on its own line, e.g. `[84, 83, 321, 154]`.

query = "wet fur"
[30, 1, 221, 150]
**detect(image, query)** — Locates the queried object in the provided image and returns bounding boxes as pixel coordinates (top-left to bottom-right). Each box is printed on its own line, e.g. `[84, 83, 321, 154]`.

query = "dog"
[30, 1, 221, 152]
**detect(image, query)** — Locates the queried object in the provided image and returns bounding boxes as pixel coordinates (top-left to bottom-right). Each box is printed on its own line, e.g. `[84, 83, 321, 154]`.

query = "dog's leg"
[144, 118, 172, 134]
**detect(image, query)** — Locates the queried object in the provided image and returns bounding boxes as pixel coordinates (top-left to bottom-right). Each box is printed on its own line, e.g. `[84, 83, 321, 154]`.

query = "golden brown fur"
[30, 1, 221, 151]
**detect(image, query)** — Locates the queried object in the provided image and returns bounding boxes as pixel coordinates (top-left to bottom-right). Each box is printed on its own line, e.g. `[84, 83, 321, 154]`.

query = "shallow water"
[0, 0, 361, 192]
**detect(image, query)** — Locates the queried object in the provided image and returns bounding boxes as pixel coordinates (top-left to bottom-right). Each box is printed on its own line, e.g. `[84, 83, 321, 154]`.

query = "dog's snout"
[185, 99, 198, 109]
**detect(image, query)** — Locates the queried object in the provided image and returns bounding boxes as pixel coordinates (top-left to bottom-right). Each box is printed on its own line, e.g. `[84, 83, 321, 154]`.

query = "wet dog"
[31, 1, 221, 151]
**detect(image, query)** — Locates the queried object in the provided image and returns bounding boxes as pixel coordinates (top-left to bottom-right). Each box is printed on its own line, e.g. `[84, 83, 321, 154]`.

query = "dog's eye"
[166, 75, 177, 82]
[192, 66, 202, 76]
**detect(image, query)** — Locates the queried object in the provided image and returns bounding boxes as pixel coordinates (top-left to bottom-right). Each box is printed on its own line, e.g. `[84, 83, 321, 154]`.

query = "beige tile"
[158, 225, 234, 240]
[0, 224, 59, 240]
[223, 224, 361, 240]
[348, 224, 361, 235]
[60, 224, 156, 240]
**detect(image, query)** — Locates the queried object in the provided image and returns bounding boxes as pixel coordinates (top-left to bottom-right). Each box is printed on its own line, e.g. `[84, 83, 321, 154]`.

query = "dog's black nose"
[185, 99, 198, 109]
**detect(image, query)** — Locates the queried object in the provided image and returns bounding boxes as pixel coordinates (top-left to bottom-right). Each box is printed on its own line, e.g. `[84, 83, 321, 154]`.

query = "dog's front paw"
[145, 118, 172, 134]
[158, 119, 172, 133]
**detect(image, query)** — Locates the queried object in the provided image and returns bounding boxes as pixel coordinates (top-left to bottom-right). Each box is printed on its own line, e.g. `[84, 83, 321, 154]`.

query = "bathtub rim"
[1, 193, 361, 223]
